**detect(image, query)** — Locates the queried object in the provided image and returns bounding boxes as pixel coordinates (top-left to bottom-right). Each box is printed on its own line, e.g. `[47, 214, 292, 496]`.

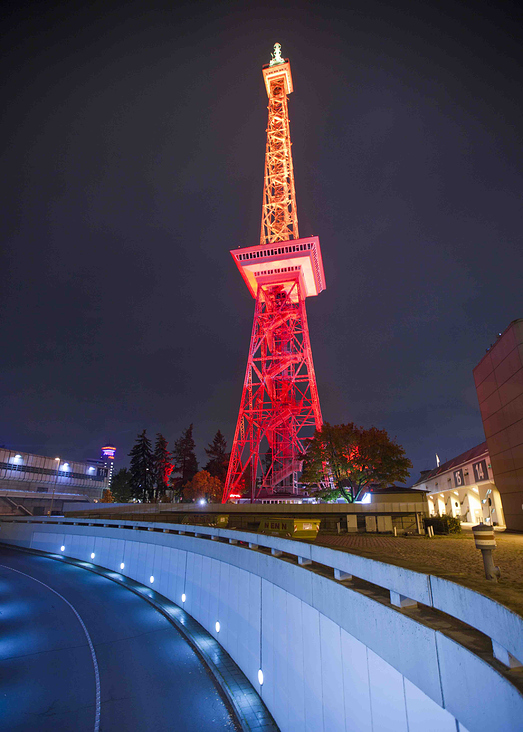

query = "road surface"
[0, 546, 239, 732]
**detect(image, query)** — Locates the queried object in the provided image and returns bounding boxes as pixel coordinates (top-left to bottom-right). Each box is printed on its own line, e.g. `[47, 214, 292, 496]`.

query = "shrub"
[425, 514, 462, 535]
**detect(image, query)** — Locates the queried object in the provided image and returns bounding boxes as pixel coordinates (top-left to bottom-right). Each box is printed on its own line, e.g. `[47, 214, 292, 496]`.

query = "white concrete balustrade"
[1, 516, 522, 732]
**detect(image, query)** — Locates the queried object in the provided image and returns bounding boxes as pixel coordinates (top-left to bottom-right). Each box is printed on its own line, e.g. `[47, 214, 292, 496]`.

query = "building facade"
[473, 318, 523, 531]
[101, 444, 116, 486]
[0, 448, 110, 515]
[411, 442, 505, 527]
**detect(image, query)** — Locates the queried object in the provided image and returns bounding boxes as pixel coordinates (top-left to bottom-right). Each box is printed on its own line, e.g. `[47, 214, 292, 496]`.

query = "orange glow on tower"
[223, 44, 326, 502]
[260, 51, 298, 245]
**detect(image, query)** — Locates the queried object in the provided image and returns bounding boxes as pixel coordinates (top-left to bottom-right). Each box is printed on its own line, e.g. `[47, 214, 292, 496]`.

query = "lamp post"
[48, 458, 60, 516]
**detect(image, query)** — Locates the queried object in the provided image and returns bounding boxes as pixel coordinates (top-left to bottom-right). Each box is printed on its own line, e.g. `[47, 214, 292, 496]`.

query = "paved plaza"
[315, 530, 523, 616]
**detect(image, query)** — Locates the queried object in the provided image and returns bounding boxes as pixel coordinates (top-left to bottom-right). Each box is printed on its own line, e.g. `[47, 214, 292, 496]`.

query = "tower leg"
[223, 278, 322, 503]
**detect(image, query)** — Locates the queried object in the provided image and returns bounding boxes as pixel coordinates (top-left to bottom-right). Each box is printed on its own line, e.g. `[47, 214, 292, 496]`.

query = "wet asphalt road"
[0, 546, 239, 732]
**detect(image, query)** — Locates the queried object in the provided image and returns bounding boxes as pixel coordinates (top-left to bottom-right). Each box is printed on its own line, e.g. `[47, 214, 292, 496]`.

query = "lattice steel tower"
[223, 44, 326, 503]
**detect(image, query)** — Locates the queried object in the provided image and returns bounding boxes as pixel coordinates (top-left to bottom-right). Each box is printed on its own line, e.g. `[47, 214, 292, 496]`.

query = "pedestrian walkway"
[315, 531, 523, 616]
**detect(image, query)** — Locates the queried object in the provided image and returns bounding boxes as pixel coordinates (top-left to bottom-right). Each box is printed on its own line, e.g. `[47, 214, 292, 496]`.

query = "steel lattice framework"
[260, 58, 299, 245]
[223, 44, 326, 502]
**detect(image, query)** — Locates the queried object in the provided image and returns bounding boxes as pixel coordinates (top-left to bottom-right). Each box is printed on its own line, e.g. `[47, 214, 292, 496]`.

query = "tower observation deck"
[222, 44, 326, 502]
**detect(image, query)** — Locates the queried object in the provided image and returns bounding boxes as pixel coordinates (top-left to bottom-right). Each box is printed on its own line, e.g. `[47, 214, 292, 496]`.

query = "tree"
[301, 422, 412, 503]
[128, 430, 154, 502]
[101, 488, 114, 503]
[110, 468, 133, 503]
[183, 469, 223, 503]
[153, 433, 172, 501]
[204, 430, 229, 483]
[170, 424, 198, 499]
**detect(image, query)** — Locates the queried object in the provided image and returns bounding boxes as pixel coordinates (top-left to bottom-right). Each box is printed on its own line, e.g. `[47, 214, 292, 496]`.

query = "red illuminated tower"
[223, 44, 326, 503]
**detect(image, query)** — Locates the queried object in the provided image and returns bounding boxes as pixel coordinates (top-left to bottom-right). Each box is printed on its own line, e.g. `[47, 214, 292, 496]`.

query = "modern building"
[411, 442, 505, 527]
[0, 447, 111, 515]
[101, 444, 116, 486]
[473, 318, 523, 531]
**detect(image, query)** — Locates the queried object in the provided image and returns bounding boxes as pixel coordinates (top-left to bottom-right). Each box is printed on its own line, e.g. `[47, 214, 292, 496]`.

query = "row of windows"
[255, 266, 300, 277]
[238, 242, 313, 261]
[0, 454, 79, 470]
[0, 461, 106, 482]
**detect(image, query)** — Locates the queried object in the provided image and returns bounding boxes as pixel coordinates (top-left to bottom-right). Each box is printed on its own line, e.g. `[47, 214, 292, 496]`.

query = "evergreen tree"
[110, 468, 133, 503]
[204, 429, 229, 483]
[128, 430, 154, 502]
[153, 433, 172, 501]
[170, 424, 198, 499]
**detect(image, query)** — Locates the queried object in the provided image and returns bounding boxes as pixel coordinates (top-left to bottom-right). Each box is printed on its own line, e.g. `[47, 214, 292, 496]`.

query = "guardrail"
[2, 515, 522, 671]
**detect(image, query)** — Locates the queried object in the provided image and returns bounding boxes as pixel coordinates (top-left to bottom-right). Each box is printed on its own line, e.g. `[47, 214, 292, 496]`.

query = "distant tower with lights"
[223, 44, 326, 503]
[101, 444, 116, 486]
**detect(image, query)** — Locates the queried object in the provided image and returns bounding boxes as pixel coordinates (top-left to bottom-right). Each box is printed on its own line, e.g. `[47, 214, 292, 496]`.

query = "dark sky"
[2, 0, 522, 482]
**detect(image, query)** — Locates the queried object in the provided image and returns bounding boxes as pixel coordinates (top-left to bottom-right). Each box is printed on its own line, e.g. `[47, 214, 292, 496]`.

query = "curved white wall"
[2, 518, 522, 732]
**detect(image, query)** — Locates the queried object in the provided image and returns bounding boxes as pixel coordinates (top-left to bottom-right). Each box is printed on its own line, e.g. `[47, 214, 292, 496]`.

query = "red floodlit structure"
[222, 44, 326, 503]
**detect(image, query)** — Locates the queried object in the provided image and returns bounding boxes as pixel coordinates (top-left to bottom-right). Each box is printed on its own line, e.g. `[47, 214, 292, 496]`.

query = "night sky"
[2, 0, 522, 483]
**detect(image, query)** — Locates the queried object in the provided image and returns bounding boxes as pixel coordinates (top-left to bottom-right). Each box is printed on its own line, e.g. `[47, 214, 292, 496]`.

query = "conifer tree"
[171, 424, 198, 499]
[153, 433, 172, 501]
[128, 430, 154, 502]
[111, 468, 133, 503]
[204, 429, 229, 483]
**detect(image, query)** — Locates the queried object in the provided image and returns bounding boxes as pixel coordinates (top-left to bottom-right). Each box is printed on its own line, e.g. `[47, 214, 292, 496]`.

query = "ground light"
[258, 669, 264, 685]
[215, 621, 220, 633]
[181, 593, 186, 603]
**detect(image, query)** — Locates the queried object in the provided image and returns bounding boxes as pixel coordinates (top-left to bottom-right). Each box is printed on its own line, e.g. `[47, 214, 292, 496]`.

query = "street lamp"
[48, 458, 60, 516]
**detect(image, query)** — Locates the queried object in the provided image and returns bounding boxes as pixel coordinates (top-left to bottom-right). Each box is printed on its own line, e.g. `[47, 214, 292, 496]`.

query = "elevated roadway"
[0, 546, 239, 732]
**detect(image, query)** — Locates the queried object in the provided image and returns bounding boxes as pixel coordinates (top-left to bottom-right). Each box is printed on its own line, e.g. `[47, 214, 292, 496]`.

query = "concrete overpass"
[0, 544, 242, 731]
[1, 516, 522, 731]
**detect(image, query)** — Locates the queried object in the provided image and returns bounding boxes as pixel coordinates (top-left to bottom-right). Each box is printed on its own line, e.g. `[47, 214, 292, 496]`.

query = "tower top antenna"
[269, 42, 284, 66]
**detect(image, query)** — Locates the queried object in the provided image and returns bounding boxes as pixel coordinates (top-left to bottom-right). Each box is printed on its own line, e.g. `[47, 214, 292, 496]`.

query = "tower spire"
[223, 47, 325, 503]
[260, 44, 299, 245]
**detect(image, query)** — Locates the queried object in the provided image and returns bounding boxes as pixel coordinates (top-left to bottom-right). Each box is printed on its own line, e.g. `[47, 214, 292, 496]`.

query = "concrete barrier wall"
[1, 518, 522, 732]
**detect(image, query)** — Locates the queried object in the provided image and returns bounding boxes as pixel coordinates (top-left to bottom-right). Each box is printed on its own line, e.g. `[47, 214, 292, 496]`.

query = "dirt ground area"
[315, 530, 523, 617]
